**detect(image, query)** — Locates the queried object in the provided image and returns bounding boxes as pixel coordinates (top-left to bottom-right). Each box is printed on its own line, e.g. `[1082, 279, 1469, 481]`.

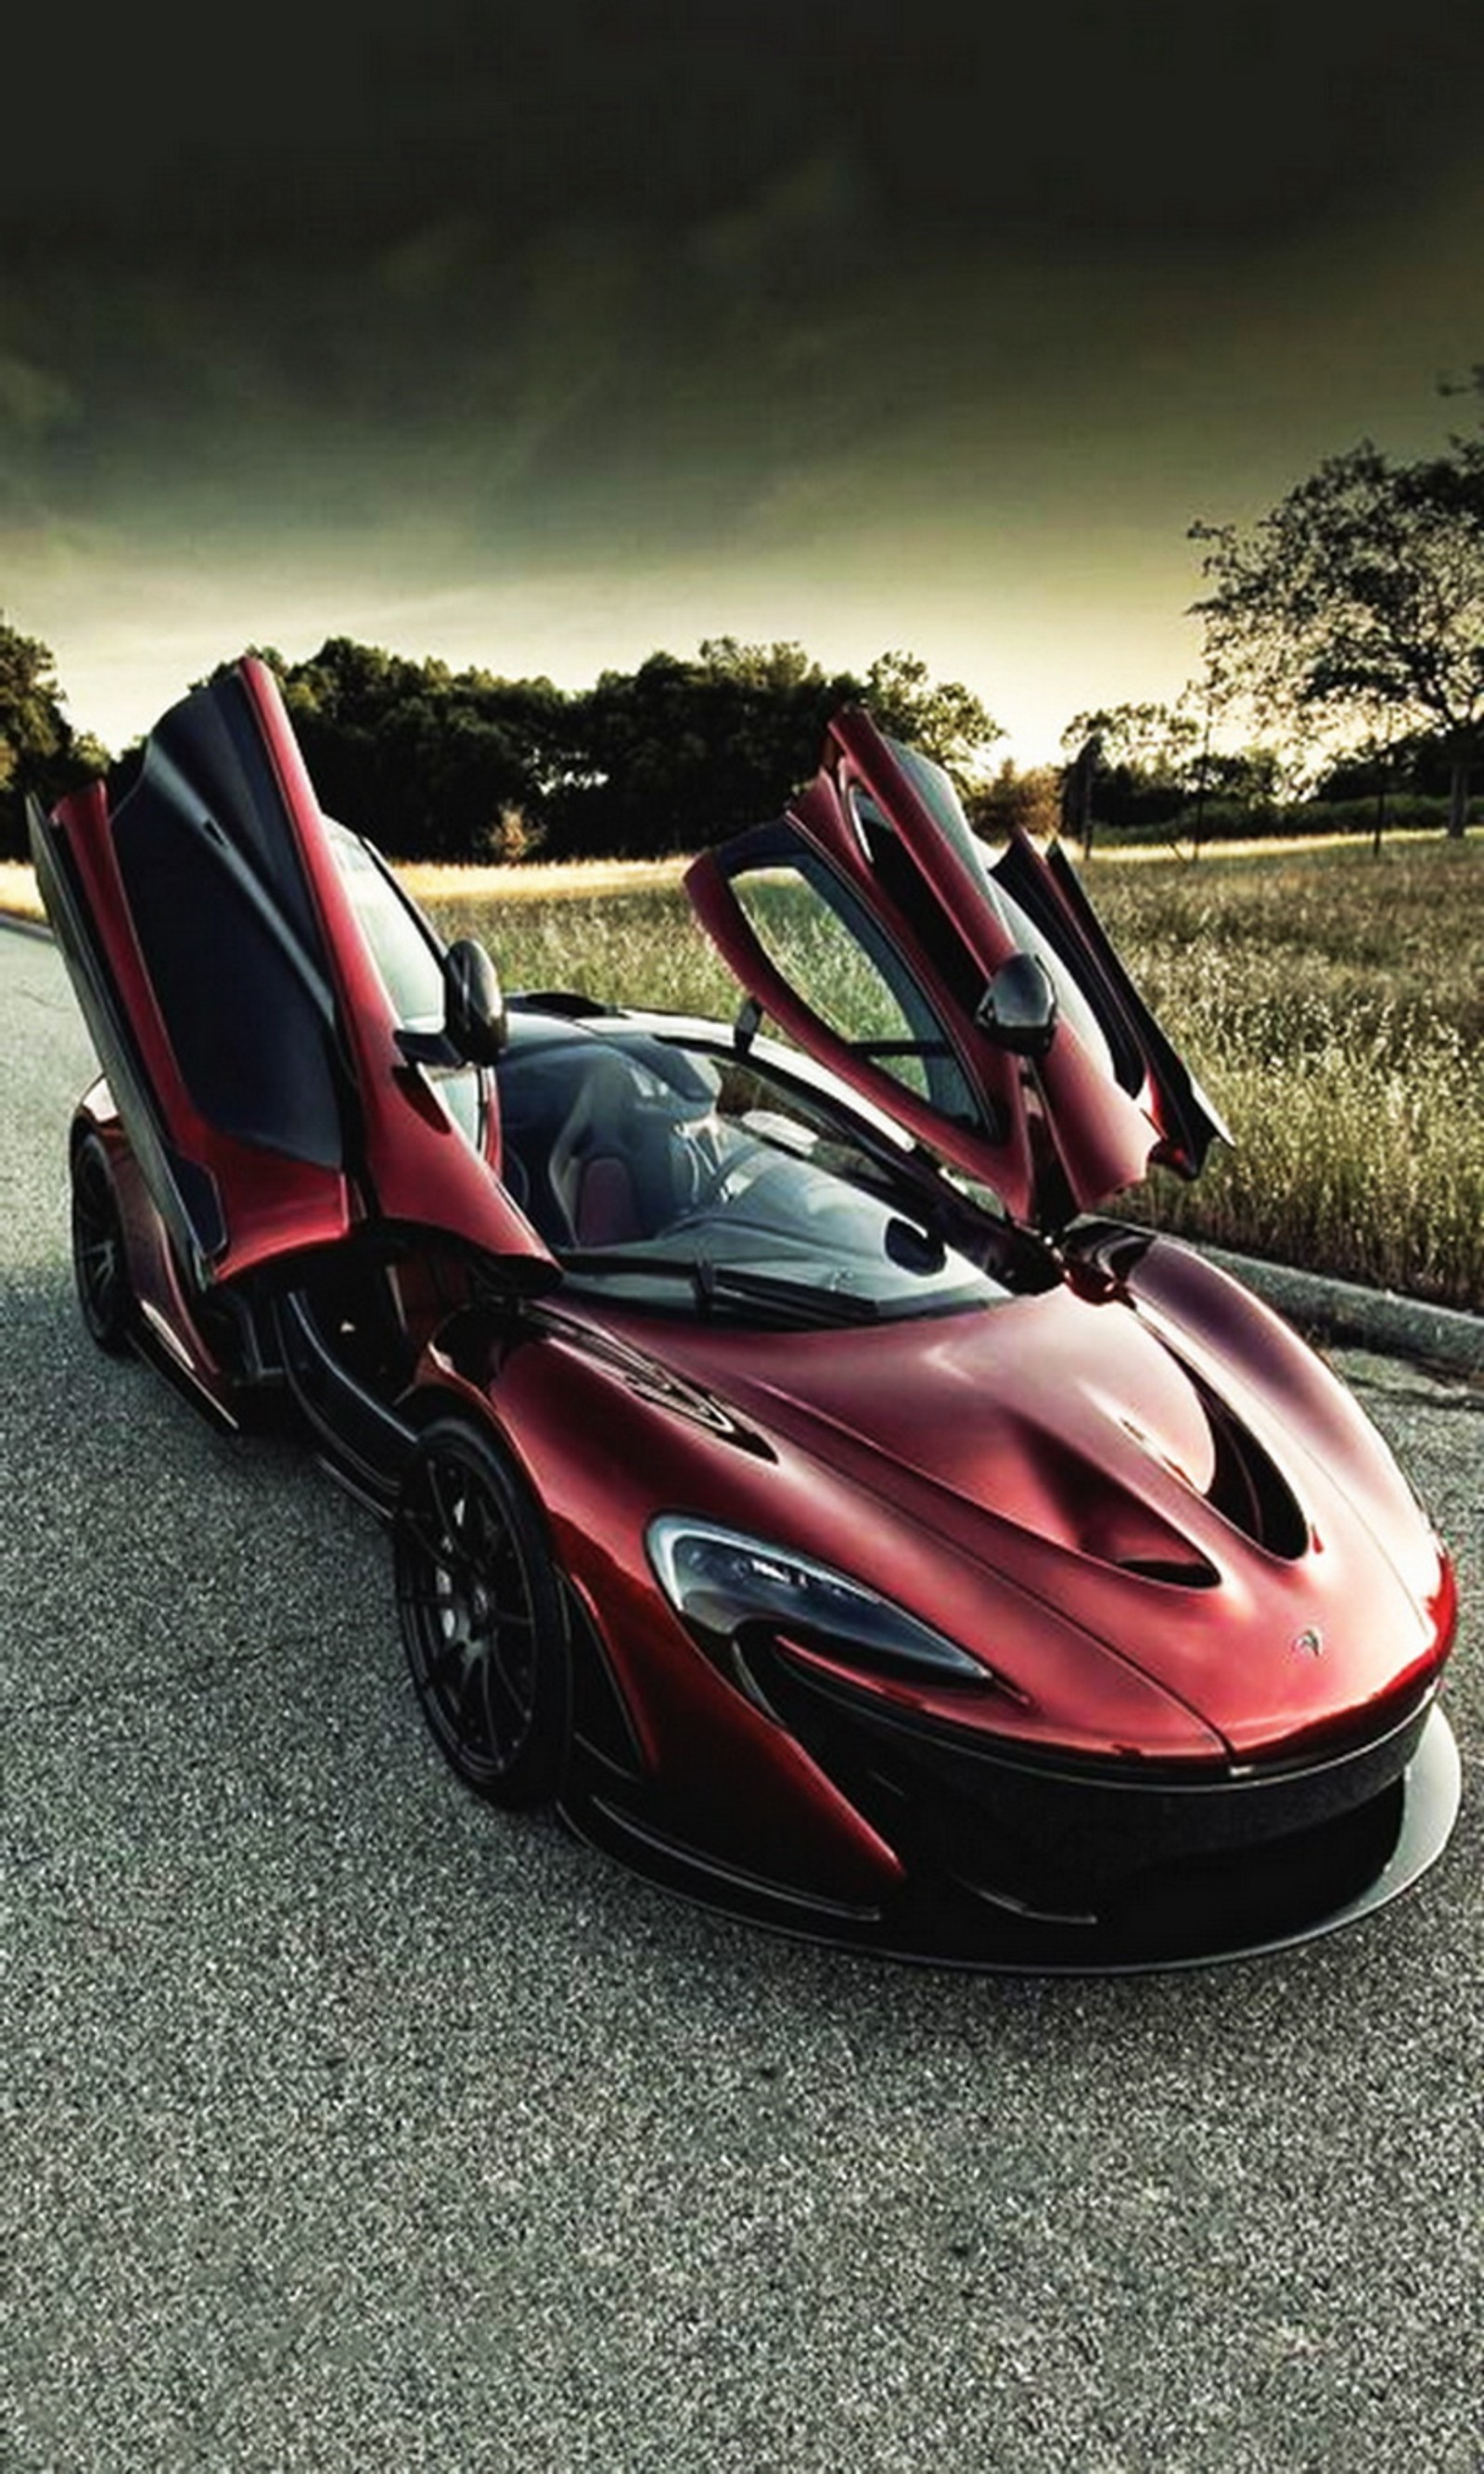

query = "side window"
[873, 741, 1132, 1088]
[115, 802, 345, 1170]
[327, 826, 447, 1030]
[326, 827, 487, 1151]
[730, 852, 980, 1128]
[982, 876, 1119, 1084]
[870, 746, 1122, 1083]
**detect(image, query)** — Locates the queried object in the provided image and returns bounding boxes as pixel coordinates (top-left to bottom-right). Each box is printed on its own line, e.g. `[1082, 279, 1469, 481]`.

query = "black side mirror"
[444, 936, 506, 1064]
[976, 952, 1058, 1058]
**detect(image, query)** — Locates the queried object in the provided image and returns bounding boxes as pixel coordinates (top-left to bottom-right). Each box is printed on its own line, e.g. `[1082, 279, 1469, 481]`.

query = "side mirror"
[444, 936, 507, 1065]
[976, 953, 1058, 1058]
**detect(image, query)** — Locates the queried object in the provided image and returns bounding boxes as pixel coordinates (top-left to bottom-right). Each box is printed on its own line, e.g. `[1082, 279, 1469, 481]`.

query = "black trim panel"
[275, 1288, 416, 1505]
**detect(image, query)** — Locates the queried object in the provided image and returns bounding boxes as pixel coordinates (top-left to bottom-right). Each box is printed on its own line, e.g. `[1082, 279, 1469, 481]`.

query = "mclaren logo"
[1292, 1626, 1325, 1660]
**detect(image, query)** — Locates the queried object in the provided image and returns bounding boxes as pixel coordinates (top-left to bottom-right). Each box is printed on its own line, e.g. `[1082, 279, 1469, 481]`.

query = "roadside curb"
[1196, 1243, 1484, 1380]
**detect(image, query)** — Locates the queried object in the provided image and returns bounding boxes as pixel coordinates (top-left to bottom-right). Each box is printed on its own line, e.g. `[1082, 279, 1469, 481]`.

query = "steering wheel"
[668, 1134, 775, 1223]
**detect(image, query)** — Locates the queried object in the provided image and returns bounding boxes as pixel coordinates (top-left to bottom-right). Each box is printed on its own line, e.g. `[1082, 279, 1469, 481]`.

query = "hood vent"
[1197, 1380, 1309, 1560]
[1115, 1556, 1221, 1589]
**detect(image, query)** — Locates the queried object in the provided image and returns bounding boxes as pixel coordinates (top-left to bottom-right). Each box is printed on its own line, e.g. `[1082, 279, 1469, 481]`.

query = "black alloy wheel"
[70, 1134, 133, 1355]
[394, 1421, 570, 1807]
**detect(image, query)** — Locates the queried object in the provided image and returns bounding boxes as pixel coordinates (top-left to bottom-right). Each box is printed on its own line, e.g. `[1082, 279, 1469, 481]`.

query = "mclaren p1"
[30, 659, 1461, 1967]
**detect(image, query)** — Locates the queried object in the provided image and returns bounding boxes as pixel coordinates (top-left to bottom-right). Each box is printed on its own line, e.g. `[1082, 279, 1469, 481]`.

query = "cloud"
[687, 147, 873, 283]
[377, 216, 493, 302]
[0, 353, 78, 435]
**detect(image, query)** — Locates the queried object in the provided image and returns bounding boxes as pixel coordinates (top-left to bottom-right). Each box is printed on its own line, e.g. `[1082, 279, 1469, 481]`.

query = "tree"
[258, 638, 570, 860]
[202, 631, 1002, 863]
[1060, 699, 1199, 780]
[966, 758, 1062, 841]
[857, 651, 1002, 788]
[1057, 699, 1199, 845]
[0, 618, 107, 860]
[1191, 429, 1484, 838]
[548, 641, 1003, 860]
[549, 642, 854, 858]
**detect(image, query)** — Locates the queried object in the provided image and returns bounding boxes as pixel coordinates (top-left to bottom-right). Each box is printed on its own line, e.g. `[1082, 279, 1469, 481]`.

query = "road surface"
[4, 920, 1480, 2472]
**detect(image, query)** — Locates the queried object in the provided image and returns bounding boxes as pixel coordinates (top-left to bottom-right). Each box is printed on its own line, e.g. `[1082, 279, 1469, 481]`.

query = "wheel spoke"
[399, 1576, 465, 1620]
[478, 1629, 534, 1760]
[396, 1429, 565, 1803]
[490, 1628, 531, 1686]
[398, 1501, 460, 1577]
[484, 1533, 529, 1621]
[80, 1234, 115, 1297]
[426, 1644, 467, 1711]
[425, 1456, 471, 1559]
[410, 1463, 483, 1586]
[457, 1654, 495, 1752]
[71, 1142, 132, 1352]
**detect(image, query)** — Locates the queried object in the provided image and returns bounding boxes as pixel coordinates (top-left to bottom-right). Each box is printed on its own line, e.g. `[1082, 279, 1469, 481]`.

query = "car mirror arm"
[393, 1024, 461, 1069]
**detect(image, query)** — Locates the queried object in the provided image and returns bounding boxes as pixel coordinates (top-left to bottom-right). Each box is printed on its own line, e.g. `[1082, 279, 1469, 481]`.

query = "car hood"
[610, 1269, 1451, 1759]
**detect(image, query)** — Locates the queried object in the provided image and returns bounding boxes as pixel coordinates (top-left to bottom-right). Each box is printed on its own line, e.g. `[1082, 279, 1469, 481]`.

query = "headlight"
[647, 1516, 992, 1685]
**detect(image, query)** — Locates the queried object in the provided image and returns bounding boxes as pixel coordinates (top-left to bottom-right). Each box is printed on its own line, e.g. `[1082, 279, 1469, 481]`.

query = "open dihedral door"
[685, 707, 1229, 1230]
[32, 659, 555, 1290]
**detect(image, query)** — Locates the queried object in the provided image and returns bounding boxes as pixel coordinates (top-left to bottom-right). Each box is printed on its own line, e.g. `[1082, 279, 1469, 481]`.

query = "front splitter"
[560, 1703, 1462, 1974]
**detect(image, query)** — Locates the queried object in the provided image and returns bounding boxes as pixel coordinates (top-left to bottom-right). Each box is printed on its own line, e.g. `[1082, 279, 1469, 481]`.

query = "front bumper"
[564, 1649, 1461, 1971]
[741, 1643, 1460, 1967]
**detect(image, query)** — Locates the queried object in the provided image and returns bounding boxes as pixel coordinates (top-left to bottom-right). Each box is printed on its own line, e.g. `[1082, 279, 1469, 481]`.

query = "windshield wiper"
[558, 1249, 880, 1327]
[695, 1259, 880, 1325]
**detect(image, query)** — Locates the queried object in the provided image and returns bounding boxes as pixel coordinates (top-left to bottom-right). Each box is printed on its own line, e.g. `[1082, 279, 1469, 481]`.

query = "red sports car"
[31, 659, 1461, 1967]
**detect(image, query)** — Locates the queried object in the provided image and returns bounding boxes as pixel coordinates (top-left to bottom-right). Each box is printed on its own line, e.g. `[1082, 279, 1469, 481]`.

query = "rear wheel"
[70, 1134, 133, 1355]
[394, 1420, 570, 1807]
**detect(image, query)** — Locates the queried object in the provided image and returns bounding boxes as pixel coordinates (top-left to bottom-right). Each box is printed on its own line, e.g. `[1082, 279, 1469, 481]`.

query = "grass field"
[7, 833, 1480, 1311]
[420, 834, 1484, 1314]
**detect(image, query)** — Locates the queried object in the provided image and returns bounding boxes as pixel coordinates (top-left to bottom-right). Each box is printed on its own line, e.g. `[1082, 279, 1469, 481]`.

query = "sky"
[4, 0, 1484, 765]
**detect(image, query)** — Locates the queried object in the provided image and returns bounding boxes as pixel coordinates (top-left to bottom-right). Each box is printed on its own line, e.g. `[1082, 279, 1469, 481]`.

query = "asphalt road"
[4, 919, 1481, 2474]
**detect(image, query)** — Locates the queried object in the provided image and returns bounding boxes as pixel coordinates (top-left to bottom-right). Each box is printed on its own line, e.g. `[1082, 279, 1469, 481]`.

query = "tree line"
[1057, 374, 1484, 851]
[5, 374, 1482, 862]
[0, 624, 109, 865]
[0, 629, 999, 865]
[243, 636, 999, 864]
[1190, 391, 1484, 843]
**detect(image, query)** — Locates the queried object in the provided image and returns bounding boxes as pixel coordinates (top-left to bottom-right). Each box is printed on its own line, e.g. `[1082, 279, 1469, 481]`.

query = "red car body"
[31, 660, 1461, 1968]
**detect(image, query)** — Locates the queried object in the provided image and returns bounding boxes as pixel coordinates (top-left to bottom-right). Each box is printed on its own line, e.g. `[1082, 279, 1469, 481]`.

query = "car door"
[31, 658, 555, 1291]
[684, 706, 1229, 1231]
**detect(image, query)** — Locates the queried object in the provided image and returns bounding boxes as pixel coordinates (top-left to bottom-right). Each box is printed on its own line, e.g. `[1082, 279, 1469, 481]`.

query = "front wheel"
[70, 1133, 133, 1355]
[394, 1420, 570, 1807]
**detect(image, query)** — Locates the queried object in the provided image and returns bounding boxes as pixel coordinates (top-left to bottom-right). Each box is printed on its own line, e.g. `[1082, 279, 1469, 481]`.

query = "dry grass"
[6, 831, 1480, 1309]
[423, 834, 1484, 1313]
[395, 853, 690, 904]
[1078, 840, 1484, 1312]
[0, 862, 45, 923]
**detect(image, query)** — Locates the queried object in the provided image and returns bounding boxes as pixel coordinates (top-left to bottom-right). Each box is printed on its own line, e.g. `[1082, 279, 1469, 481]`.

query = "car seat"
[547, 1051, 646, 1246]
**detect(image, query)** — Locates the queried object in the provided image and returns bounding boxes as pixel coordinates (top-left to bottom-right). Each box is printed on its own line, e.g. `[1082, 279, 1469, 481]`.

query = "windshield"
[497, 1019, 1010, 1323]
